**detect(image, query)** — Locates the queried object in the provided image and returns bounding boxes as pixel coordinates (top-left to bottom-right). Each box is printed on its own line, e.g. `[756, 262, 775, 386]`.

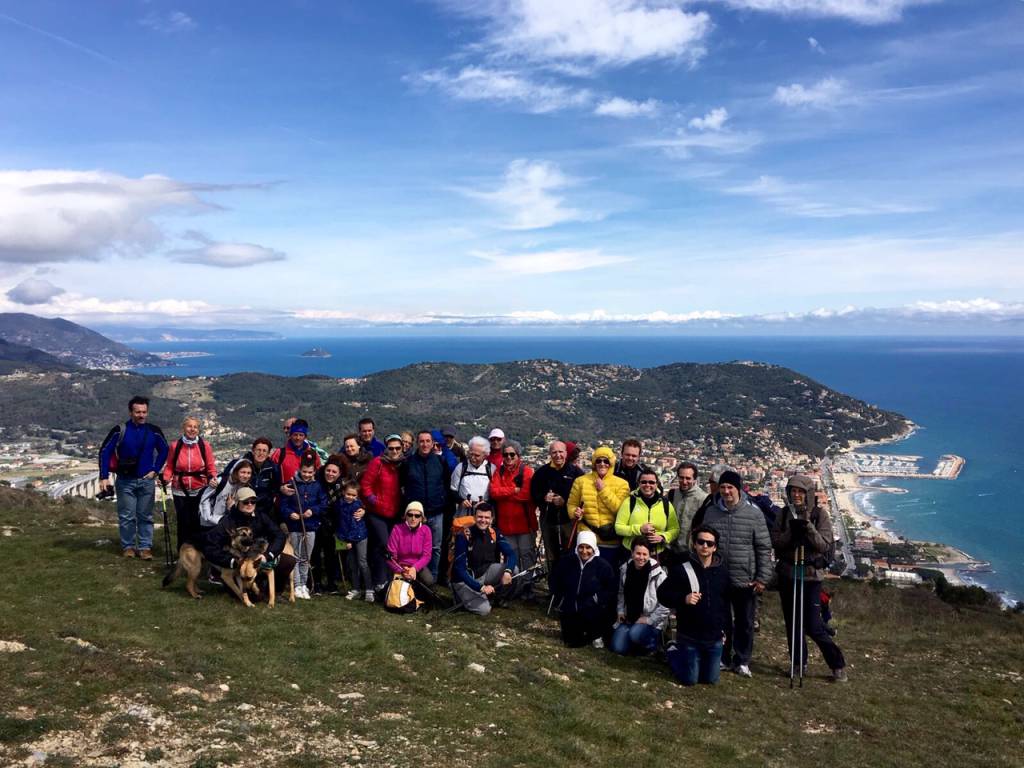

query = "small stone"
[495, 641, 509, 649]
[468, 662, 486, 673]
[337, 692, 365, 701]
[218, 683, 230, 692]
[664, 700, 674, 709]
[290, 683, 300, 690]
[392, 653, 405, 662]
[236, 703, 254, 712]
[0, 640, 31, 653]
[708, 709, 714, 714]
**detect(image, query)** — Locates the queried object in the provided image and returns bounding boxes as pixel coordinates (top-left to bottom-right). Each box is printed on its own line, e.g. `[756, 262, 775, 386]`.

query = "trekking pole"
[292, 477, 315, 595]
[797, 544, 806, 688]
[159, 482, 173, 571]
[789, 546, 800, 688]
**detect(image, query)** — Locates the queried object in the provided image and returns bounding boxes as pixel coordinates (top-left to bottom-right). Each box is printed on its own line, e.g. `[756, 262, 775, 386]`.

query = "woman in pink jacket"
[161, 416, 217, 552]
[386, 501, 434, 600]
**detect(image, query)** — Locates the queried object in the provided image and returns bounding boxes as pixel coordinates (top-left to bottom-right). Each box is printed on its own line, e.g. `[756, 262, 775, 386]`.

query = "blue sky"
[0, 0, 1021, 333]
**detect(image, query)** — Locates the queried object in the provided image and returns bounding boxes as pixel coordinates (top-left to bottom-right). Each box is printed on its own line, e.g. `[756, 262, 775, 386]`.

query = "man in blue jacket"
[401, 430, 451, 579]
[99, 396, 169, 560]
[451, 503, 517, 615]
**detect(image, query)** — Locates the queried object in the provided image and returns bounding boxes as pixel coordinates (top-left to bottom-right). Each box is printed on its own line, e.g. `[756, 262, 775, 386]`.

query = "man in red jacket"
[489, 440, 537, 597]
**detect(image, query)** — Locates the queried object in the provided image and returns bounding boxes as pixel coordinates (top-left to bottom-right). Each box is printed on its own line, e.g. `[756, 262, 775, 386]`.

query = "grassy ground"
[1, 486, 1022, 768]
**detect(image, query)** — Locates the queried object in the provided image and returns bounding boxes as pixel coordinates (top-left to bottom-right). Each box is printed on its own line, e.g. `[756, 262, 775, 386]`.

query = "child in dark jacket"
[335, 481, 372, 602]
[280, 462, 328, 599]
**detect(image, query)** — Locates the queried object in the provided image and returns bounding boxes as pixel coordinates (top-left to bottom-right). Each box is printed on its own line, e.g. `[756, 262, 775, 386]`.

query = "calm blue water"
[135, 335, 1024, 600]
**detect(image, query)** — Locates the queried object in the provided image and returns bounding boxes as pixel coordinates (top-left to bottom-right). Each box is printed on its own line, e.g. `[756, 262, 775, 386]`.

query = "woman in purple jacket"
[386, 501, 434, 600]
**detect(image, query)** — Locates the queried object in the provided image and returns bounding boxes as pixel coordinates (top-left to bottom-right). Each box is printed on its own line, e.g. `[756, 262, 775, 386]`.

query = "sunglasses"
[387, 446, 403, 452]
[695, 539, 716, 547]
[406, 512, 423, 518]
[238, 499, 256, 505]
[638, 479, 658, 485]
[502, 452, 518, 458]
[593, 458, 611, 465]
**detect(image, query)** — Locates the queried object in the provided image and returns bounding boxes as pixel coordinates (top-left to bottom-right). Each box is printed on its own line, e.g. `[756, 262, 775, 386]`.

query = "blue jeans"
[668, 639, 724, 686]
[427, 514, 444, 579]
[115, 476, 155, 551]
[610, 621, 661, 655]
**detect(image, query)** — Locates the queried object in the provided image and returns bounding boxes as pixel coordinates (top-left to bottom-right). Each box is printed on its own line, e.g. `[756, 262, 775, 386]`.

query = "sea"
[133, 335, 1024, 602]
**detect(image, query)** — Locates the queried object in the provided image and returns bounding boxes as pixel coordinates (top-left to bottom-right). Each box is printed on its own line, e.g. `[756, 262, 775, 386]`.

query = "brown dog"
[162, 529, 295, 607]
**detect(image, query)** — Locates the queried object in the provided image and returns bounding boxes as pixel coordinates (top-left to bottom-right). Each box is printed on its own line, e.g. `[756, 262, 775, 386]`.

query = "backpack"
[454, 458, 492, 501]
[170, 438, 210, 488]
[199, 473, 233, 528]
[385, 576, 422, 613]
[447, 515, 496, 582]
[100, 422, 161, 474]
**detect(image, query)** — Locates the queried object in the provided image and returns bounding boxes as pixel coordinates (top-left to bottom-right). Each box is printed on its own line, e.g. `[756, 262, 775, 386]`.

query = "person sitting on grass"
[610, 539, 670, 656]
[451, 502, 517, 616]
[657, 524, 731, 686]
[549, 530, 618, 649]
[280, 454, 328, 600]
[336, 480, 373, 603]
[386, 501, 435, 602]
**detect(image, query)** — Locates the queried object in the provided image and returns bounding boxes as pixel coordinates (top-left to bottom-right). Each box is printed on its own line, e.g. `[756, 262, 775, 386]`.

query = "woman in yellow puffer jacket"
[567, 445, 631, 570]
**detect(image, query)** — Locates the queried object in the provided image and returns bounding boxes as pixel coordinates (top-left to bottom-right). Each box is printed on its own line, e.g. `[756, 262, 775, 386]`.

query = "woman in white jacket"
[610, 539, 670, 655]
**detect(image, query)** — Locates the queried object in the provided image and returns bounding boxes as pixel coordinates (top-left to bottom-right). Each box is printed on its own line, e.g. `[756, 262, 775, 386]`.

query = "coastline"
[832, 426, 1003, 599]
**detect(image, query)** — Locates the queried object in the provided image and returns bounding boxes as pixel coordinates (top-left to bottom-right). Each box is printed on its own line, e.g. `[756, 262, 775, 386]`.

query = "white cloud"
[471, 247, 631, 274]
[171, 234, 287, 268]
[808, 36, 826, 54]
[688, 106, 729, 131]
[6, 277, 65, 305]
[463, 159, 592, 229]
[0, 170, 216, 263]
[773, 76, 849, 108]
[707, 0, 934, 25]
[450, 0, 712, 68]
[725, 175, 926, 217]
[636, 128, 760, 159]
[594, 96, 660, 118]
[140, 11, 196, 33]
[411, 66, 592, 113]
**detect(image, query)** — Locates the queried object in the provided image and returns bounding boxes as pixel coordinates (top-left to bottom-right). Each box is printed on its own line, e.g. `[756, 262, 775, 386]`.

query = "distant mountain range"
[98, 326, 284, 343]
[0, 313, 171, 370]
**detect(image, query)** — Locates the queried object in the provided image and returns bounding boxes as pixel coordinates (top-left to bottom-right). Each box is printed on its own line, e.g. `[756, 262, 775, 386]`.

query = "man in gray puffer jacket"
[700, 470, 772, 677]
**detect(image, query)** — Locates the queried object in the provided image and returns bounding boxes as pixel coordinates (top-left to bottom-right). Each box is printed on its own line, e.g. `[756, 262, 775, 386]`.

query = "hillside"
[0, 339, 75, 374]
[0, 485, 1021, 768]
[0, 360, 906, 462]
[0, 313, 171, 370]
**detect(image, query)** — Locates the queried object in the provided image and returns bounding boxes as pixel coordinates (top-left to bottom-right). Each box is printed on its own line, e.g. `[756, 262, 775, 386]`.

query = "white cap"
[488, 428, 505, 440]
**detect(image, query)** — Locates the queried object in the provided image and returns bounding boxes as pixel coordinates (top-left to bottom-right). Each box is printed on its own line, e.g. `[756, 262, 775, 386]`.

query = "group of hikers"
[99, 395, 848, 686]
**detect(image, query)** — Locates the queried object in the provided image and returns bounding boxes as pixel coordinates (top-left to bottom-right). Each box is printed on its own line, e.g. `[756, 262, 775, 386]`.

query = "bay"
[134, 335, 1024, 601]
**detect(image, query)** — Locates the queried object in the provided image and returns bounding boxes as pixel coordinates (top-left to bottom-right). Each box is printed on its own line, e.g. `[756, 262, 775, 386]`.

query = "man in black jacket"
[401, 430, 451, 579]
[531, 440, 584, 571]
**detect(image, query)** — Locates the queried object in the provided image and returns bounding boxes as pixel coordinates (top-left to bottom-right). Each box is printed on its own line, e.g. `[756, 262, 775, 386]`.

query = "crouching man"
[451, 503, 518, 616]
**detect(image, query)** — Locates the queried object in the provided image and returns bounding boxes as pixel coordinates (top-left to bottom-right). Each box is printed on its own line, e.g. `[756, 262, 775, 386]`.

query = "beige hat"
[405, 501, 425, 515]
[235, 487, 257, 502]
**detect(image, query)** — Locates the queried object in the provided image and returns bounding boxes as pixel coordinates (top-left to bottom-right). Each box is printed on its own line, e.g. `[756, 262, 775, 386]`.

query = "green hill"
[0, 360, 907, 461]
[0, 486, 1020, 767]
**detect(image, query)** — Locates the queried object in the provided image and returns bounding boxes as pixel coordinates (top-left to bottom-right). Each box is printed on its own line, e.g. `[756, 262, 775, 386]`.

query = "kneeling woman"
[386, 501, 435, 601]
[657, 524, 730, 685]
[610, 539, 670, 655]
[549, 530, 618, 648]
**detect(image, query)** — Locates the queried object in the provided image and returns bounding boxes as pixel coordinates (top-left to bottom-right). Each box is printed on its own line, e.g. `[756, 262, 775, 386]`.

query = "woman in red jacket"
[360, 434, 406, 593]
[489, 440, 537, 596]
[161, 416, 217, 552]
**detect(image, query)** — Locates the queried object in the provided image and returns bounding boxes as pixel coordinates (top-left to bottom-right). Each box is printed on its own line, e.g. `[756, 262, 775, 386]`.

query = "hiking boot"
[296, 586, 311, 600]
[122, 548, 136, 558]
[138, 549, 153, 561]
[345, 589, 360, 600]
[831, 668, 848, 683]
[364, 590, 375, 603]
[735, 664, 753, 678]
